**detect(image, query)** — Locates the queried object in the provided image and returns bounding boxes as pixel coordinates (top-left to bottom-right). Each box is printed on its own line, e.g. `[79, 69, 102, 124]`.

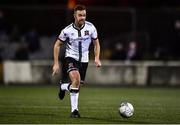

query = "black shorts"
[64, 57, 88, 82]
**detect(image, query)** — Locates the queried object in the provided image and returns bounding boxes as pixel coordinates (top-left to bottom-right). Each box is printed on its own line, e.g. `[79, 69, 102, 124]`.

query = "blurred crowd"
[0, 10, 54, 61]
[1, 0, 180, 61]
[0, 9, 180, 62]
[0, 9, 141, 62]
[0, 25, 141, 62]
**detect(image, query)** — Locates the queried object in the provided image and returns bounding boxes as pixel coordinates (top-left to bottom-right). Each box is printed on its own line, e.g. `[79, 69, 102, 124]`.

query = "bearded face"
[74, 10, 86, 27]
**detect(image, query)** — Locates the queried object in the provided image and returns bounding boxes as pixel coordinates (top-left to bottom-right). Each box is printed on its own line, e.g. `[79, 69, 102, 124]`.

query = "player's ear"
[73, 12, 76, 18]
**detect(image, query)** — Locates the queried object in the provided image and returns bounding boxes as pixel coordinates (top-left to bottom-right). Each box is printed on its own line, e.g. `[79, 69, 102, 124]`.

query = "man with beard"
[52, 4, 101, 118]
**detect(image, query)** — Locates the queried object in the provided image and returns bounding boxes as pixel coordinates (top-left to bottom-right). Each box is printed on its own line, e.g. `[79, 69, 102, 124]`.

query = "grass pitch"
[0, 85, 180, 124]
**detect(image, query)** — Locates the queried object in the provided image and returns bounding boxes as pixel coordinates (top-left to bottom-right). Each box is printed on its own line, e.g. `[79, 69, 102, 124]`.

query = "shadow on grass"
[81, 116, 149, 124]
[0, 112, 58, 117]
[0, 113, 150, 124]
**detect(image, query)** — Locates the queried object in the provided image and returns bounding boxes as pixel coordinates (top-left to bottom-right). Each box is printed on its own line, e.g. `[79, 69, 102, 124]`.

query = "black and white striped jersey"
[58, 21, 98, 63]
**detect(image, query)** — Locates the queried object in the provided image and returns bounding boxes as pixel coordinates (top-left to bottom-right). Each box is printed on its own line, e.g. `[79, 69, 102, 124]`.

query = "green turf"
[0, 85, 180, 124]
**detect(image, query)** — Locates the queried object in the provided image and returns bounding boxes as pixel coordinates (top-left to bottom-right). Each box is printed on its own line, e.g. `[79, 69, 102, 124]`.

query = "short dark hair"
[74, 4, 86, 13]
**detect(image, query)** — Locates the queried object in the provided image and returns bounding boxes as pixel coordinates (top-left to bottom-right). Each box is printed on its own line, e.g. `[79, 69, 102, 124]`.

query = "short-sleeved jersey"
[58, 21, 98, 63]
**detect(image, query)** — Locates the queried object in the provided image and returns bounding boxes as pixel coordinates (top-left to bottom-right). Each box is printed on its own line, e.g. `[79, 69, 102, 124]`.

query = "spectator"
[111, 42, 126, 60]
[126, 41, 139, 61]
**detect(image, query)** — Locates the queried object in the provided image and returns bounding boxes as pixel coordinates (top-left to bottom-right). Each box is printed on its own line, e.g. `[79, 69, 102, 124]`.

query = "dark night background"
[0, 0, 180, 61]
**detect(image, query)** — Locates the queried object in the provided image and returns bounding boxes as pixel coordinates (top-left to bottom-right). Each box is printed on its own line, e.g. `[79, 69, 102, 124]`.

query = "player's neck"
[74, 22, 84, 29]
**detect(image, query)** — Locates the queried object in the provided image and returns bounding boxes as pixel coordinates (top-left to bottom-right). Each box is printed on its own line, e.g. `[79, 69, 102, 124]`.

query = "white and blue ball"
[119, 102, 134, 118]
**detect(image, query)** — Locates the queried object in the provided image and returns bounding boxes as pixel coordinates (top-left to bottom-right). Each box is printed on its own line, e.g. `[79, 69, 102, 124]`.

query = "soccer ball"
[119, 102, 134, 118]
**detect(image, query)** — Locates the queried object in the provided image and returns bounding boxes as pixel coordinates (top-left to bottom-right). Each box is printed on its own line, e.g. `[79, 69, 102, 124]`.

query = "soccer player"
[52, 4, 101, 118]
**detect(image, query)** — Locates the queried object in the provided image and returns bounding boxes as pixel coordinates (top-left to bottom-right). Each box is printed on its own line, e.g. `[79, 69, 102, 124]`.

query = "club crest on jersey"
[84, 30, 89, 36]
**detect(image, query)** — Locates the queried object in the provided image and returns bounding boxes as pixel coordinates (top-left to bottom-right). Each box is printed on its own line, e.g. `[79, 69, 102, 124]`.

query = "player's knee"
[72, 74, 80, 87]
[70, 71, 80, 88]
[73, 77, 80, 87]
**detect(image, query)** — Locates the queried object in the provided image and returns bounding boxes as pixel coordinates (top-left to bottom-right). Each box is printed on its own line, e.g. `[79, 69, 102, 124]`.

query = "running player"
[52, 4, 101, 118]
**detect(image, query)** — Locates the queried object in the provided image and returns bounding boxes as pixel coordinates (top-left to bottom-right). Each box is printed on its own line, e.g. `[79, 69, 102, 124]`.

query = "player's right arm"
[52, 39, 63, 76]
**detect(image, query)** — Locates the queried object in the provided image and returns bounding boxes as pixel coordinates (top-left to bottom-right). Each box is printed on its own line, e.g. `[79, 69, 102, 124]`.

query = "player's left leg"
[60, 57, 81, 118]
[68, 69, 81, 118]
[69, 63, 88, 117]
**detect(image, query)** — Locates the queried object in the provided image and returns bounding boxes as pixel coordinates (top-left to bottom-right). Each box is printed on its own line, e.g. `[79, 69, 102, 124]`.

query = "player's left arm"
[93, 38, 101, 67]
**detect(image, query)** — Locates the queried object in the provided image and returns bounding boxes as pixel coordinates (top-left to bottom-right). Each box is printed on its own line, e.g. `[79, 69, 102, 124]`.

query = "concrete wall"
[3, 60, 180, 86]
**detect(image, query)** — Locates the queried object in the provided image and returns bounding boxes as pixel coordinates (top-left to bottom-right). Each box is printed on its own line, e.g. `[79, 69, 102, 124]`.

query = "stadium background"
[0, 0, 180, 124]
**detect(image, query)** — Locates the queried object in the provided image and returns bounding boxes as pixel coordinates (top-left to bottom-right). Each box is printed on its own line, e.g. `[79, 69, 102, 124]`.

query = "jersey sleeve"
[91, 25, 98, 40]
[58, 29, 67, 42]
